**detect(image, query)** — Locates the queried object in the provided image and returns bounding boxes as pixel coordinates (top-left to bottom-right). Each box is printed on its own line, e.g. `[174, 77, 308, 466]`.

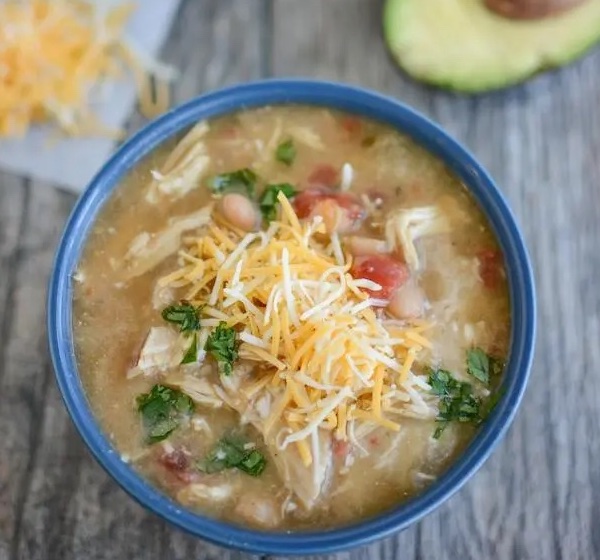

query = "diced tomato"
[293, 187, 365, 223]
[308, 164, 339, 188]
[351, 255, 410, 299]
[332, 439, 350, 459]
[334, 192, 366, 222]
[340, 116, 362, 137]
[220, 126, 239, 139]
[477, 249, 504, 290]
[293, 187, 325, 219]
[159, 448, 198, 483]
[160, 448, 189, 472]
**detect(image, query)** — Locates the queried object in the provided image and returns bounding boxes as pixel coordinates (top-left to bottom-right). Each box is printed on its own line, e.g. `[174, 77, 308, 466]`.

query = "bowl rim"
[48, 78, 536, 555]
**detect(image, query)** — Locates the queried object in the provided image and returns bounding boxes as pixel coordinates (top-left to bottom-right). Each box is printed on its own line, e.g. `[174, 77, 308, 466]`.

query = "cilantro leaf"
[205, 322, 239, 375]
[238, 449, 266, 476]
[259, 183, 297, 222]
[207, 168, 257, 198]
[162, 301, 201, 332]
[467, 347, 490, 384]
[428, 368, 455, 396]
[428, 368, 481, 439]
[136, 385, 194, 443]
[467, 348, 505, 385]
[180, 333, 198, 364]
[198, 434, 266, 477]
[198, 435, 245, 473]
[275, 139, 296, 166]
[430, 348, 507, 439]
[490, 355, 505, 378]
[433, 424, 447, 440]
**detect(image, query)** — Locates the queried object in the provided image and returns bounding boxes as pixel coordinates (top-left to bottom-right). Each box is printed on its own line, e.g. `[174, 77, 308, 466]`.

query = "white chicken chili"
[73, 106, 510, 530]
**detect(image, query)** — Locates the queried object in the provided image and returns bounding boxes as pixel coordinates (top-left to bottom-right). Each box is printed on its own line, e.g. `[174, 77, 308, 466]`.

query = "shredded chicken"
[152, 284, 175, 310]
[374, 429, 406, 470]
[123, 205, 213, 279]
[174, 375, 223, 408]
[234, 494, 281, 528]
[218, 371, 334, 510]
[385, 206, 450, 270]
[146, 121, 211, 204]
[340, 163, 354, 191]
[177, 482, 235, 504]
[133, 326, 184, 375]
[288, 126, 325, 151]
[269, 424, 333, 509]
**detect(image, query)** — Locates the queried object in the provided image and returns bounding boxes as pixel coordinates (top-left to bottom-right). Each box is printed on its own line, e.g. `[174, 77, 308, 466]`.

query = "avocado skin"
[383, 0, 600, 93]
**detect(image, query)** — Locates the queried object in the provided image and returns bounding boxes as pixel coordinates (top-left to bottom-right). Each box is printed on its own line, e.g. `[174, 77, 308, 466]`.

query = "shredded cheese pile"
[0, 0, 175, 138]
[159, 193, 436, 466]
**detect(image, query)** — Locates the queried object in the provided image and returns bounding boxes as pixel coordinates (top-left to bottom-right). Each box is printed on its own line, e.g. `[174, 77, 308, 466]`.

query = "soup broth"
[73, 106, 510, 530]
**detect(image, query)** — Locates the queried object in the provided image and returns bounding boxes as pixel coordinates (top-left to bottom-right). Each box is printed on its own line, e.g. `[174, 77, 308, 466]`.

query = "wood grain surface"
[1, 1, 599, 559]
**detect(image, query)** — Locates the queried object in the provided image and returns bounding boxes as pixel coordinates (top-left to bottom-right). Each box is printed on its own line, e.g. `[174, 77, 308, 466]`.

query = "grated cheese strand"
[157, 196, 436, 464]
[0, 0, 176, 138]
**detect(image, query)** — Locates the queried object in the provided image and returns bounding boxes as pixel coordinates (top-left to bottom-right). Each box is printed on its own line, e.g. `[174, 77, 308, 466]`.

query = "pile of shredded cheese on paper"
[158, 193, 437, 467]
[0, 0, 175, 138]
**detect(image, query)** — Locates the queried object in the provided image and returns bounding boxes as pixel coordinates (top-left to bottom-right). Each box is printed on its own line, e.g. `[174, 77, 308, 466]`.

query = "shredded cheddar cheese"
[158, 193, 437, 465]
[0, 0, 176, 138]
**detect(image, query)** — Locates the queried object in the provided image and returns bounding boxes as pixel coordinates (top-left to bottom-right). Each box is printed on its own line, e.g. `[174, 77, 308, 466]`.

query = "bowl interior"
[48, 79, 535, 555]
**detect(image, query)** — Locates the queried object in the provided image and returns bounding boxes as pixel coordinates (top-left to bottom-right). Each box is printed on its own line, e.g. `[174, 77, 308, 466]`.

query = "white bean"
[346, 236, 390, 257]
[219, 193, 259, 232]
[388, 280, 426, 319]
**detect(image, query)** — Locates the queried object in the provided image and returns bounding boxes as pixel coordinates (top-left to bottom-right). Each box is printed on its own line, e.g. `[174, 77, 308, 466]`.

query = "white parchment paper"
[0, 0, 181, 193]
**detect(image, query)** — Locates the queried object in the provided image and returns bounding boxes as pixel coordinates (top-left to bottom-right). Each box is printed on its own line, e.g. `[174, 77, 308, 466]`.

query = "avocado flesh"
[383, 0, 600, 92]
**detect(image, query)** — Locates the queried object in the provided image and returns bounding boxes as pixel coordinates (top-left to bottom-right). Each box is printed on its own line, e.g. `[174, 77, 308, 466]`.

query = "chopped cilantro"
[198, 434, 266, 477]
[259, 183, 297, 222]
[205, 321, 239, 375]
[161, 301, 201, 332]
[490, 355, 505, 378]
[466, 347, 490, 384]
[275, 139, 296, 166]
[428, 368, 455, 396]
[430, 348, 506, 438]
[428, 368, 481, 439]
[180, 333, 198, 364]
[136, 384, 194, 443]
[208, 168, 257, 198]
[238, 449, 266, 476]
[467, 347, 505, 385]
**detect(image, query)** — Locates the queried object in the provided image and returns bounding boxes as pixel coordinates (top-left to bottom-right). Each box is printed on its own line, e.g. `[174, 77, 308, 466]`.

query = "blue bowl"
[48, 79, 535, 555]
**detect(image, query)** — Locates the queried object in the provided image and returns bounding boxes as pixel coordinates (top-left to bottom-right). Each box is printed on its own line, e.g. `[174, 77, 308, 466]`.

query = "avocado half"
[383, 0, 600, 92]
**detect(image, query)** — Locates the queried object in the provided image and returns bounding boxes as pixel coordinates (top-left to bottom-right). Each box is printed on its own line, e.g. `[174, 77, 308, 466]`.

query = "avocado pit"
[485, 0, 588, 19]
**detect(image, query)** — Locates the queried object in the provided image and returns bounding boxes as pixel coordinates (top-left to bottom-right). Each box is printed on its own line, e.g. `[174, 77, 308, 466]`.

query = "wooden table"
[1, 1, 599, 559]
